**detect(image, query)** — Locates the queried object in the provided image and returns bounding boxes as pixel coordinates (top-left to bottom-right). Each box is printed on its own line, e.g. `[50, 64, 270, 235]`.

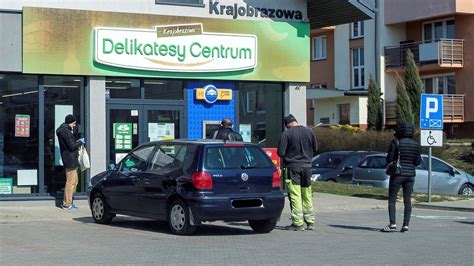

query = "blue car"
[88, 139, 284, 235]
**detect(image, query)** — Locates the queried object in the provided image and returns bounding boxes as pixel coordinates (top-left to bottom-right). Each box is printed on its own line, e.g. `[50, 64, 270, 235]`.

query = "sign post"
[420, 94, 443, 202]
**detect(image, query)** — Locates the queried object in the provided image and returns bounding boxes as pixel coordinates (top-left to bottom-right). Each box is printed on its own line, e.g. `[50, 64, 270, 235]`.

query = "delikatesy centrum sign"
[94, 24, 257, 73]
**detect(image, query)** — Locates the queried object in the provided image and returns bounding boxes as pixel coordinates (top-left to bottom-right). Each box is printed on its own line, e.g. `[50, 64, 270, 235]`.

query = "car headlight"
[311, 174, 320, 182]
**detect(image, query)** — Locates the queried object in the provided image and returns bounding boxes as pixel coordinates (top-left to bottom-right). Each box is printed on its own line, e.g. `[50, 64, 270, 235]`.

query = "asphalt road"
[1, 207, 473, 265]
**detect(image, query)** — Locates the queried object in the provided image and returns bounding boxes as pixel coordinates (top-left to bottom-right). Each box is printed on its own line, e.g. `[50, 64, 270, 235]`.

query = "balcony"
[384, 39, 464, 72]
[385, 94, 464, 125]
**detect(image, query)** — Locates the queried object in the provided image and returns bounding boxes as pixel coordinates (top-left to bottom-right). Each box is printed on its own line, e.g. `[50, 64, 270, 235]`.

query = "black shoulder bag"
[385, 139, 402, 176]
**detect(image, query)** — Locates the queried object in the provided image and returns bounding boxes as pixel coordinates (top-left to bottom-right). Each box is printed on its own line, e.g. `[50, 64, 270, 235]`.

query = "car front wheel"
[248, 219, 277, 233]
[168, 199, 196, 235]
[91, 192, 115, 224]
[458, 184, 473, 196]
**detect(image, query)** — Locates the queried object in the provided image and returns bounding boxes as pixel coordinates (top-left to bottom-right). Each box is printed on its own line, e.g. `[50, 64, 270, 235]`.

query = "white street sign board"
[420, 130, 443, 147]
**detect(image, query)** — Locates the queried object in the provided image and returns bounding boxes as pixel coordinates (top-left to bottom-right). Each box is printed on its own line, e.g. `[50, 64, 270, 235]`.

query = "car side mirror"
[449, 168, 456, 176]
[343, 166, 353, 171]
[109, 163, 116, 171]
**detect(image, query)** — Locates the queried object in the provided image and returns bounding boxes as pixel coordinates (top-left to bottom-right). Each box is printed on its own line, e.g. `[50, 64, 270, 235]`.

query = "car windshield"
[312, 153, 348, 169]
[204, 146, 273, 170]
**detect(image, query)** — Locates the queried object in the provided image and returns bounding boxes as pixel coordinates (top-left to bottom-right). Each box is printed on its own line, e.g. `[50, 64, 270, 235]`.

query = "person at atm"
[211, 118, 243, 141]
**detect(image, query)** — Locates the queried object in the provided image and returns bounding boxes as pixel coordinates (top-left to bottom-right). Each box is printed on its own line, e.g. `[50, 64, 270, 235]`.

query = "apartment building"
[308, 0, 474, 138]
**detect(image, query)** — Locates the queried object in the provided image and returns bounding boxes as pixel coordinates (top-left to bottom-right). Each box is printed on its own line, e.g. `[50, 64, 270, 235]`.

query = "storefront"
[0, 2, 309, 198]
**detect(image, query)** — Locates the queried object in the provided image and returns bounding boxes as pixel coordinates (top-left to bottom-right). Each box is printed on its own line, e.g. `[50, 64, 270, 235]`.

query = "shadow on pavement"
[73, 217, 255, 236]
[328, 224, 380, 231]
[455, 221, 474, 225]
[350, 194, 388, 200]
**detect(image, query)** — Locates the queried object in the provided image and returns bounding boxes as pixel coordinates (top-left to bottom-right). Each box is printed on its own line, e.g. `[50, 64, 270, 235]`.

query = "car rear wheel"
[91, 193, 115, 224]
[458, 184, 473, 196]
[168, 199, 196, 235]
[248, 219, 277, 233]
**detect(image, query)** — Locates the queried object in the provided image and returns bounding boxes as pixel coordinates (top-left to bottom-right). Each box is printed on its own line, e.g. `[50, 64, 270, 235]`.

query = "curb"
[413, 203, 474, 213]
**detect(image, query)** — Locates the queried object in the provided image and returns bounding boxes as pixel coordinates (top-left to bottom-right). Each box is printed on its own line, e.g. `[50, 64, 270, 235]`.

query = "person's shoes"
[71, 204, 79, 210]
[306, 223, 314, 230]
[400, 226, 409, 233]
[286, 225, 305, 231]
[61, 204, 78, 210]
[380, 224, 397, 232]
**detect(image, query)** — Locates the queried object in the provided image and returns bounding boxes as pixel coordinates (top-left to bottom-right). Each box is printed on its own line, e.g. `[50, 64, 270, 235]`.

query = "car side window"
[149, 144, 188, 171]
[431, 158, 451, 173]
[360, 157, 385, 169]
[118, 146, 154, 173]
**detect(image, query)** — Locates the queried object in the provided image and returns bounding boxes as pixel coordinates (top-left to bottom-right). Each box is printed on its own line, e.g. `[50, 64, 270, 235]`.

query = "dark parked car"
[352, 153, 473, 196]
[311, 151, 377, 183]
[88, 139, 284, 235]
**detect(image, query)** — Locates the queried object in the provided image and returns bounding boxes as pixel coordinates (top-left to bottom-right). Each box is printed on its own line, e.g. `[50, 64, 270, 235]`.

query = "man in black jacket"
[382, 123, 421, 233]
[56, 114, 85, 210]
[211, 118, 243, 141]
[278, 114, 318, 231]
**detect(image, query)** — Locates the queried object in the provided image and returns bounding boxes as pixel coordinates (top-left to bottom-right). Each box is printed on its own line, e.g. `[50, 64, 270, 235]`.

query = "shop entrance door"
[106, 105, 184, 167]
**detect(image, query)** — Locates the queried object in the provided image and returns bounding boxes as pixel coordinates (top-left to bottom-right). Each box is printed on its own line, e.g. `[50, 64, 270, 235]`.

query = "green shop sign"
[23, 7, 309, 82]
[0, 178, 13, 194]
[95, 25, 256, 73]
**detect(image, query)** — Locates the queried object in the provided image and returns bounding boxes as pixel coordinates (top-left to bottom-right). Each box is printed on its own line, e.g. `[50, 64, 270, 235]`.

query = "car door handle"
[131, 176, 141, 183]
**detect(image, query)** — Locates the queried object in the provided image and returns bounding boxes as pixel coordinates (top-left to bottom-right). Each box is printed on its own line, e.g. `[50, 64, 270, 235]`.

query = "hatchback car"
[88, 139, 284, 235]
[352, 154, 473, 196]
[311, 151, 377, 183]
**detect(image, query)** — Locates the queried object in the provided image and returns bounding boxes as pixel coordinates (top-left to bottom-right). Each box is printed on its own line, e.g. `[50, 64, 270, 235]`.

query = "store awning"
[308, 0, 375, 29]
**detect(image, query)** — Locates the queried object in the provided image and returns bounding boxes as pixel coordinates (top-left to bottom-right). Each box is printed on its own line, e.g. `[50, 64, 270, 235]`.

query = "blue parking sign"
[420, 94, 443, 129]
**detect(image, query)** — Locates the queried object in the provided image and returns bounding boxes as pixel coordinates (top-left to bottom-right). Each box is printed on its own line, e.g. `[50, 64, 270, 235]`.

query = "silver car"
[352, 154, 473, 196]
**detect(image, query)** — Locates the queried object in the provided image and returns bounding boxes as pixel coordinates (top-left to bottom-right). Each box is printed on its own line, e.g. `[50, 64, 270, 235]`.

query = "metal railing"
[384, 39, 464, 68]
[384, 94, 464, 123]
[439, 39, 464, 66]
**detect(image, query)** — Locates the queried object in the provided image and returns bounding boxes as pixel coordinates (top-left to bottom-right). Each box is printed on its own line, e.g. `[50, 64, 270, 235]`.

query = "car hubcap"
[170, 205, 185, 231]
[92, 197, 104, 220]
[462, 187, 473, 196]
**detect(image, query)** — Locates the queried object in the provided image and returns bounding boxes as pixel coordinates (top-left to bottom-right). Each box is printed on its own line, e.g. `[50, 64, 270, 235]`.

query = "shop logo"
[203, 85, 219, 104]
[208, 0, 303, 21]
[94, 24, 257, 73]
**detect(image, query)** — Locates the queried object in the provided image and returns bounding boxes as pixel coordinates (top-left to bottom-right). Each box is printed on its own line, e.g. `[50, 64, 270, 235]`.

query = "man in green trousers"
[278, 114, 318, 231]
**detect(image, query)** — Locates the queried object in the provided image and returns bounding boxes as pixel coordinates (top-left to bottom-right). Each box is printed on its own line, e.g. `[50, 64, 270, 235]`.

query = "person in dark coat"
[381, 122, 421, 232]
[211, 118, 243, 141]
[56, 114, 85, 210]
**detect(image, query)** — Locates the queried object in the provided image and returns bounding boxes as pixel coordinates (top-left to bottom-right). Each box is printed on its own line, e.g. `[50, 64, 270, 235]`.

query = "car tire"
[168, 199, 196, 235]
[91, 192, 115, 224]
[248, 219, 277, 233]
[458, 184, 473, 196]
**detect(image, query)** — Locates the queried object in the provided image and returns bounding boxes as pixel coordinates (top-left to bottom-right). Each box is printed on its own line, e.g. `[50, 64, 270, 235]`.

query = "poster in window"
[114, 123, 133, 150]
[0, 178, 13, 194]
[15, 114, 30, 137]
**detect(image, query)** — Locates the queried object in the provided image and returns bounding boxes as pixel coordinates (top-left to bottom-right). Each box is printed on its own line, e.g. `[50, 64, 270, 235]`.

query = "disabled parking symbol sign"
[420, 94, 443, 130]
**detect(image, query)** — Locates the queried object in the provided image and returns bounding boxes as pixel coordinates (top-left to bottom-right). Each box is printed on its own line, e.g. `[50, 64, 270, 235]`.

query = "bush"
[314, 127, 394, 154]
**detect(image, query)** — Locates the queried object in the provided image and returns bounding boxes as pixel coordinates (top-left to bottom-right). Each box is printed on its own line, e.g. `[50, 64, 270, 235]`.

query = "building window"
[320, 117, 330, 125]
[351, 47, 365, 89]
[423, 19, 455, 42]
[422, 75, 456, 94]
[351, 21, 364, 39]
[338, 104, 351, 125]
[155, 0, 203, 6]
[312, 36, 327, 60]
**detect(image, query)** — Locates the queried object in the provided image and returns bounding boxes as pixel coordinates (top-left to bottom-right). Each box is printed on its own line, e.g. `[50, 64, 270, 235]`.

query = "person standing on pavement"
[278, 114, 318, 231]
[56, 114, 85, 210]
[381, 122, 421, 233]
[211, 118, 243, 141]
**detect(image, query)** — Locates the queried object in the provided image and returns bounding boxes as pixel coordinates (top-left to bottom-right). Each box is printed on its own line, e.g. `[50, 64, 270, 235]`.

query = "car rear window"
[204, 146, 274, 169]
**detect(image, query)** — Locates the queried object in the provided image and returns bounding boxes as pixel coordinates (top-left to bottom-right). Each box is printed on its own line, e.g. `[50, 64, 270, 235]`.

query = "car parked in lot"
[88, 139, 284, 235]
[311, 151, 377, 183]
[352, 153, 473, 196]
